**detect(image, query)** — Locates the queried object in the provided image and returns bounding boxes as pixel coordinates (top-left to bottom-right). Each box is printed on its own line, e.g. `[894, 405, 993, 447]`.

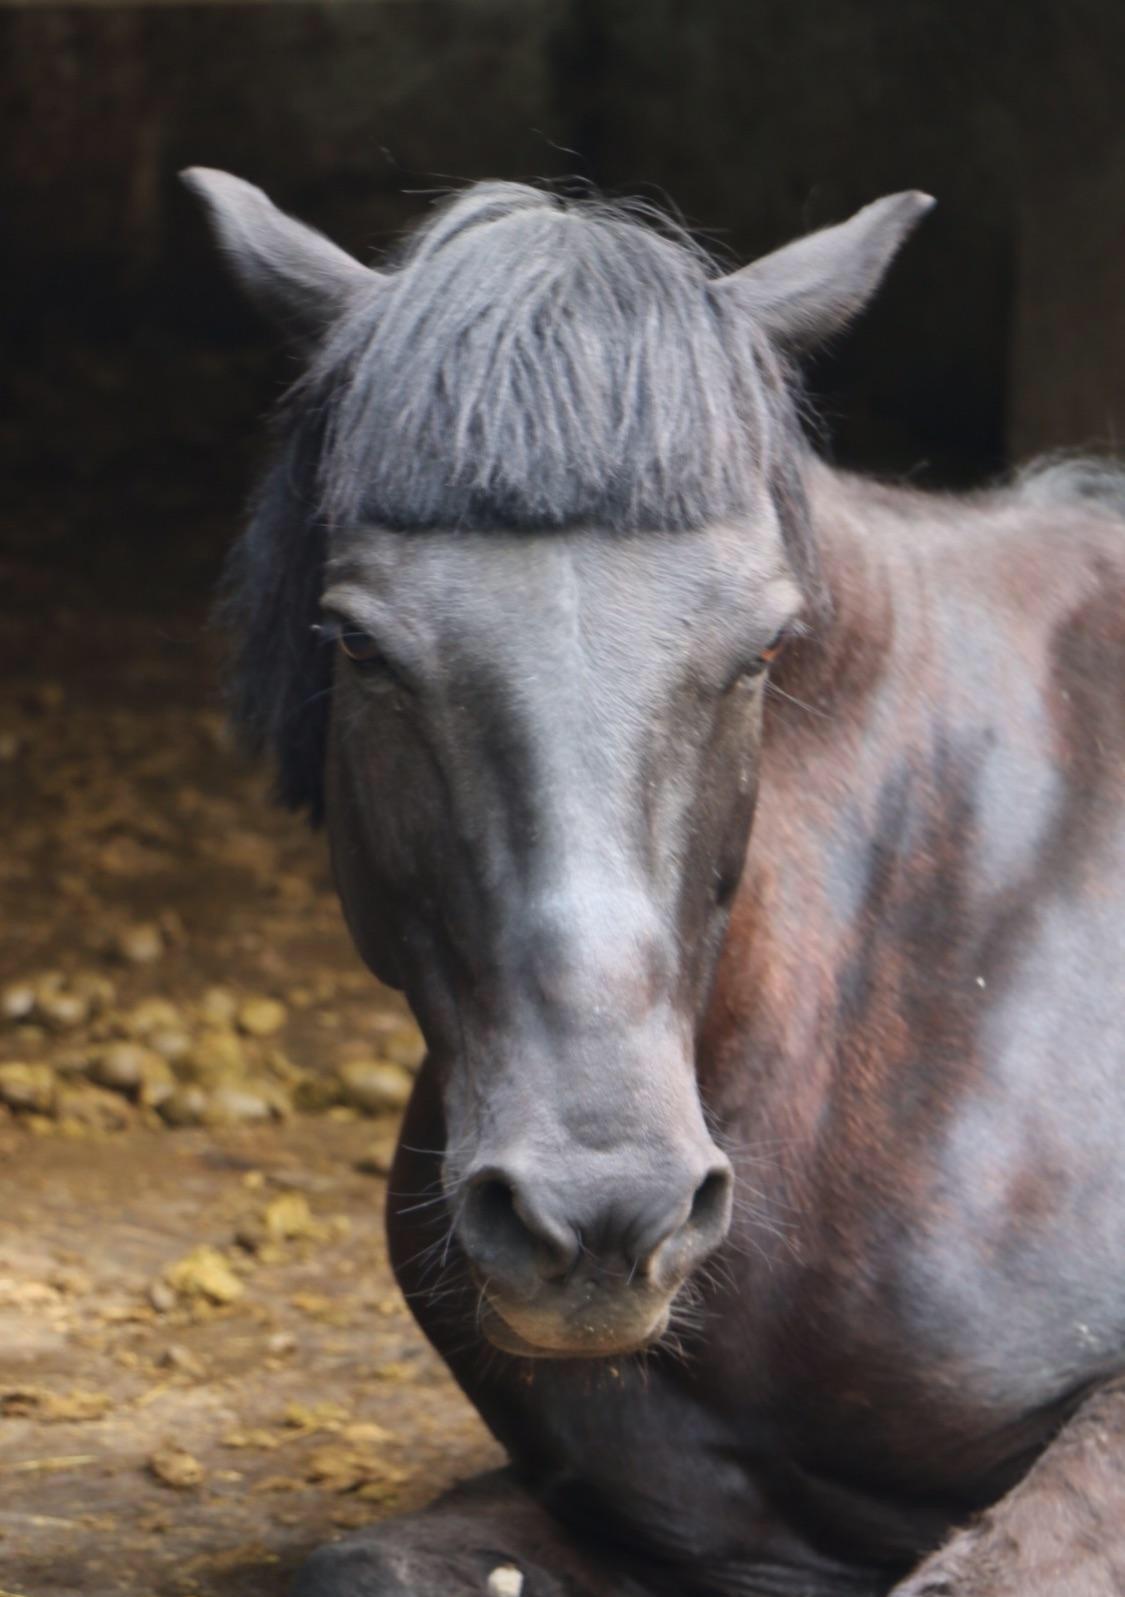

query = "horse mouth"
[478, 1292, 672, 1360]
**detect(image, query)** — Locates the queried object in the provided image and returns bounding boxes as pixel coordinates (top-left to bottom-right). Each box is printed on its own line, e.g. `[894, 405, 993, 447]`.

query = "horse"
[185, 168, 1125, 1597]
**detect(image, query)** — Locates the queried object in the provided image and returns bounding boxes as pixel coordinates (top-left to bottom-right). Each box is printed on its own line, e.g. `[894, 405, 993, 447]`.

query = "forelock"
[295, 182, 806, 538]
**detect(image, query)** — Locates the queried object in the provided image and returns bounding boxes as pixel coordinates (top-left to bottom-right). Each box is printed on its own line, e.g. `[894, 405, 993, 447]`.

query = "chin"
[479, 1297, 672, 1360]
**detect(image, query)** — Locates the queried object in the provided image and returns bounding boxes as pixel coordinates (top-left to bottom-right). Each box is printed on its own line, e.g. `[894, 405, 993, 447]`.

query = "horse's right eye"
[315, 618, 386, 669]
[337, 628, 383, 665]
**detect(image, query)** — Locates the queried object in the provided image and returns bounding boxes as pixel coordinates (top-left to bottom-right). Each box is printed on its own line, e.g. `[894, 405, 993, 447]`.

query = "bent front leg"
[292, 1467, 652, 1597]
[891, 1377, 1125, 1597]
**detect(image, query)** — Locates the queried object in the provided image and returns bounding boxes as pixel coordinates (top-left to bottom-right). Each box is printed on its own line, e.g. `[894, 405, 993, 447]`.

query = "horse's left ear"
[718, 191, 935, 352]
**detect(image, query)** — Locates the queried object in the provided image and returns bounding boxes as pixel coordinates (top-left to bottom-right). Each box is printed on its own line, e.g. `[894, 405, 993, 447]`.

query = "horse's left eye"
[758, 630, 788, 667]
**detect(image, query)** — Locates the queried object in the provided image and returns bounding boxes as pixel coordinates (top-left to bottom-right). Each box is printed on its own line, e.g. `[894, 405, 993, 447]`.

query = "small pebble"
[380, 1021, 426, 1071]
[0, 1061, 57, 1114]
[336, 1059, 414, 1116]
[163, 1246, 244, 1305]
[198, 986, 237, 1025]
[90, 1043, 172, 1099]
[148, 1446, 204, 1490]
[147, 1026, 192, 1065]
[116, 922, 164, 965]
[158, 1344, 206, 1378]
[70, 971, 116, 1011]
[127, 997, 181, 1035]
[38, 991, 89, 1030]
[149, 1279, 177, 1314]
[355, 1133, 398, 1177]
[55, 1083, 134, 1132]
[1, 983, 36, 1022]
[204, 1085, 275, 1126]
[157, 1086, 209, 1127]
[179, 1028, 246, 1086]
[237, 997, 287, 1037]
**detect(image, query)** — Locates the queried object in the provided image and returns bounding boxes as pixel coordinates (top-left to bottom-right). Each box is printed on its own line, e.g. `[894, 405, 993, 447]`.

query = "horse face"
[322, 516, 802, 1356]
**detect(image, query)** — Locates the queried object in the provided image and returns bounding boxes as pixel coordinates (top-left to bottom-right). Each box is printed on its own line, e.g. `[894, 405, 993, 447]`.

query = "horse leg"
[291, 1467, 650, 1597]
[890, 1377, 1125, 1596]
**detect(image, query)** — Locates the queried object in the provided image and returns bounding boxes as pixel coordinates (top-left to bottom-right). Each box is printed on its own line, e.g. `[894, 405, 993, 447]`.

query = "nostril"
[688, 1166, 734, 1238]
[472, 1175, 518, 1230]
[463, 1170, 578, 1284]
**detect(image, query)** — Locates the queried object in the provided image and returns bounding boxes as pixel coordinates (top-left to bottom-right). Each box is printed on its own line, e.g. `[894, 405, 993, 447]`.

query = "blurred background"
[4, 0, 1125, 623]
[0, 6, 1123, 1595]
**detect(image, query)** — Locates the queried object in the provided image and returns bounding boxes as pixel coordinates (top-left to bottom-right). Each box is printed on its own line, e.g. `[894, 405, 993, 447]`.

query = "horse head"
[187, 170, 930, 1357]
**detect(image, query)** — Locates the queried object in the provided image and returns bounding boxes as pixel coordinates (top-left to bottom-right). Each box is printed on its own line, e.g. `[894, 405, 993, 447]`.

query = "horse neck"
[698, 460, 911, 1120]
[785, 456, 902, 715]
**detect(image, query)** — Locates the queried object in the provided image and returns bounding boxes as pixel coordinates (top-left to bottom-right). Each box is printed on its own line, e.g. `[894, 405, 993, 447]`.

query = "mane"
[221, 181, 815, 817]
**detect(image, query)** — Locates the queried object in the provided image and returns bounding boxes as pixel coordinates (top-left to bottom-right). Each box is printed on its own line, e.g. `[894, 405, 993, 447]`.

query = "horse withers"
[185, 169, 1125, 1596]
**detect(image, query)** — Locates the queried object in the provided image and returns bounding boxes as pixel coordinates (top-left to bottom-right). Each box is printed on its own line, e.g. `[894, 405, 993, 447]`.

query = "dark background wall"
[2, 0, 1123, 615]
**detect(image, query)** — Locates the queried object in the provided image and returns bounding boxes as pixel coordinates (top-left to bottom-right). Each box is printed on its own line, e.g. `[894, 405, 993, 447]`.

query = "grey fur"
[300, 183, 805, 538]
[182, 167, 373, 338]
[719, 190, 934, 350]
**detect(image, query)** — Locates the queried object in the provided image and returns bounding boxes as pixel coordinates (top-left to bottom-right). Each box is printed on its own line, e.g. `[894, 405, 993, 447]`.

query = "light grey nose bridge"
[516, 887, 672, 1018]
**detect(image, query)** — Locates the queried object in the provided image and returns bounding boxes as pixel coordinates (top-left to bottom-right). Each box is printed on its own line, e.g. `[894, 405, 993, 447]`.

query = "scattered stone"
[203, 1085, 275, 1126]
[149, 1279, 177, 1314]
[0, 1061, 56, 1114]
[37, 990, 89, 1031]
[380, 1021, 426, 1071]
[157, 1344, 206, 1378]
[355, 1132, 398, 1177]
[163, 1246, 244, 1306]
[179, 1028, 246, 1086]
[1, 983, 37, 1022]
[1, 1386, 112, 1422]
[70, 971, 116, 1011]
[198, 986, 237, 1025]
[148, 1445, 204, 1490]
[156, 1085, 209, 1127]
[263, 1191, 318, 1241]
[304, 1439, 407, 1495]
[116, 922, 164, 965]
[146, 1026, 192, 1065]
[55, 1083, 135, 1132]
[336, 1059, 413, 1116]
[292, 1075, 340, 1114]
[127, 997, 182, 1036]
[90, 1043, 172, 1100]
[237, 997, 287, 1037]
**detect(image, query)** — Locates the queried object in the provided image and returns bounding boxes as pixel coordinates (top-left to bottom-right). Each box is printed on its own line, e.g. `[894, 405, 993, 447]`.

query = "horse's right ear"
[181, 167, 378, 340]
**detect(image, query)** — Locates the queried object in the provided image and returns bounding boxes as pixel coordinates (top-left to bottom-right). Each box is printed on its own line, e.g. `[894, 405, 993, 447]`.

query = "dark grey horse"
[186, 168, 1125, 1597]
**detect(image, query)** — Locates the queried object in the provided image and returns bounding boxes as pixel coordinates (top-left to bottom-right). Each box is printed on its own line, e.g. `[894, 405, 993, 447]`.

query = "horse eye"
[315, 618, 386, 668]
[337, 629, 384, 666]
[758, 630, 788, 667]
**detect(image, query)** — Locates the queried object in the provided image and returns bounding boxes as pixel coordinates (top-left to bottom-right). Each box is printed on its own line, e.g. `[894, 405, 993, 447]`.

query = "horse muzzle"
[454, 1149, 733, 1357]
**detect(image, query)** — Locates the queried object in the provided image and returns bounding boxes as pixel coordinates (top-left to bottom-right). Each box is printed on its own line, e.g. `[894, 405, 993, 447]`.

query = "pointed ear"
[717, 191, 935, 352]
[181, 167, 377, 339]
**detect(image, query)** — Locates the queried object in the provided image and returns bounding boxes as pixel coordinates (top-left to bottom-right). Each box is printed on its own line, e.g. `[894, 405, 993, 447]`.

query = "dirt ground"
[0, 580, 502, 1596]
